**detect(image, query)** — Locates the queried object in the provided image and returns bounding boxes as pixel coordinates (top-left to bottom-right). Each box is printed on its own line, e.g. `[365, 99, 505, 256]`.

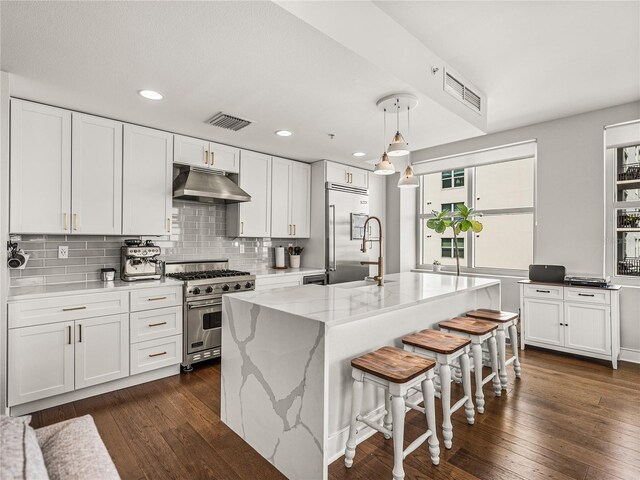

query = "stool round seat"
[403, 329, 471, 354]
[351, 346, 436, 383]
[466, 309, 518, 323]
[439, 317, 498, 335]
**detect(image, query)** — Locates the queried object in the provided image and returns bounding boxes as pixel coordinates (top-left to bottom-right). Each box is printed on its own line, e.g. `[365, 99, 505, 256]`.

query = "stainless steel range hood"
[173, 168, 251, 204]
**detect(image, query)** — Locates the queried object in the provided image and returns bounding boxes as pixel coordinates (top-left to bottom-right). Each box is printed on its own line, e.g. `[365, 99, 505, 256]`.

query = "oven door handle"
[188, 301, 222, 310]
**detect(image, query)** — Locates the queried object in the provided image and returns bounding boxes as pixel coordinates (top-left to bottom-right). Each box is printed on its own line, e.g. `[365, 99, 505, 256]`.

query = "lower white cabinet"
[130, 335, 182, 375]
[520, 281, 620, 368]
[8, 321, 75, 406]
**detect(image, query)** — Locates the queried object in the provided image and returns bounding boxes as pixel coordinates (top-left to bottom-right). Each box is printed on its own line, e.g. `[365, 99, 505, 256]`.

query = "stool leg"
[460, 352, 475, 425]
[509, 323, 522, 378]
[421, 377, 440, 465]
[487, 335, 502, 396]
[391, 394, 406, 480]
[496, 329, 508, 389]
[383, 394, 393, 439]
[471, 343, 485, 413]
[344, 378, 363, 468]
[453, 362, 463, 384]
[439, 363, 453, 449]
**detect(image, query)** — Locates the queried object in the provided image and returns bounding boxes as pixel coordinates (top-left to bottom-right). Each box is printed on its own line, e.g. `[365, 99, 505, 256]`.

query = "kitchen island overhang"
[221, 272, 500, 480]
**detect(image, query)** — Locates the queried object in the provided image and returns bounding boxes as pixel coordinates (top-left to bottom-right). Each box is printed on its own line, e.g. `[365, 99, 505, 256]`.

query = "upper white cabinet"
[122, 124, 173, 236]
[10, 99, 71, 234]
[228, 151, 272, 237]
[326, 161, 368, 189]
[271, 157, 311, 238]
[174, 134, 239, 173]
[71, 113, 123, 234]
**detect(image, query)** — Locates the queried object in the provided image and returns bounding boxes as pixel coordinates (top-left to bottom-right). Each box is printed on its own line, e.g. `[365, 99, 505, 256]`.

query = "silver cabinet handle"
[211, 151, 215, 166]
[241, 221, 244, 235]
[78, 324, 82, 343]
[345, 171, 349, 183]
[578, 293, 595, 297]
[68, 325, 72, 345]
[63, 306, 86, 312]
[63, 212, 69, 230]
[204, 150, 209, 165]
[536, 289, 551, 293]
[167, 218, 171, 233]
[147, 296, 167, 301]
[294, 224, 296, 236]
[149, 351, 167, 358]
[73, 213, 79, 231]
[148, 321, 168, 327]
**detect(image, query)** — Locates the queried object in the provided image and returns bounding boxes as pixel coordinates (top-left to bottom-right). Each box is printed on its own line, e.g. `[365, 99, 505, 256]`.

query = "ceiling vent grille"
[206, 112, 253, 131]
[444, 71, 482, 114]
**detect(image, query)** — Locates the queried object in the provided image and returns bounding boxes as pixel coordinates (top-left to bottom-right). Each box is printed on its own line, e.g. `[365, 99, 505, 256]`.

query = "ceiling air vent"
[444, 71, 482, 114]
[206, 112, 253, 131]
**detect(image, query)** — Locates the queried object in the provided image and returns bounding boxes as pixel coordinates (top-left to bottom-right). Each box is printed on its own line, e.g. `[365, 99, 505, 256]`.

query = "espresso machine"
[120, 239, 162, 282]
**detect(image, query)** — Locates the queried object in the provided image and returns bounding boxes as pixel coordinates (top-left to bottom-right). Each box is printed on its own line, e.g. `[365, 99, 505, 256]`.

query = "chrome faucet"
[360, 216, 384, 286]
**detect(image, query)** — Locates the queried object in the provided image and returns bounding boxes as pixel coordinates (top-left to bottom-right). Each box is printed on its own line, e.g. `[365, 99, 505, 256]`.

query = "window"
[613, 144, 640, 277]
[441, 238, 464, 258]
[418, 157, 535, 272]
[441, 169, 464, 189]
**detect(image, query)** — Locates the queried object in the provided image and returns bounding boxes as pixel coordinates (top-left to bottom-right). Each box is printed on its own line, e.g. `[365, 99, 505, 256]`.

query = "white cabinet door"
[10, 99, 71, 234]
[237, 151, 271, 237]
[174, 134, 209, 168]
[71, 113, 123, 235]
[209, 142, 240, 173]
[122, 124, 173, 235]
[326, 162, 350, 185]
[8, 321, 74, 406]
[523, 298, 564, 347]
[349, 167, 369, 189]
[290, 161, 311, 238]
[75, 314, 129, 389]
[564, 303, 611, 355]
[271, 157, 292, 238]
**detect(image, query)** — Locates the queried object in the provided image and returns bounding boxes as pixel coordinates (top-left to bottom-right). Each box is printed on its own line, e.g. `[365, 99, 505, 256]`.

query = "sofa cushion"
[35, 415, 119, 480]
[0, 415, 50, 480]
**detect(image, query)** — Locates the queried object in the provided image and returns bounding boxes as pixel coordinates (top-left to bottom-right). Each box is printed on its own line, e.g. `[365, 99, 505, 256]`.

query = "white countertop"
[228, 272, 500, 326]
[251, 267, 326, 279]
[7, 277, 184, 302]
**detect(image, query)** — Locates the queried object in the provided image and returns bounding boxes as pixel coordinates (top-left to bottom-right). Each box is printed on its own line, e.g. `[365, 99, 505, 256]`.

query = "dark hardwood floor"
[30, 348, 640, 480]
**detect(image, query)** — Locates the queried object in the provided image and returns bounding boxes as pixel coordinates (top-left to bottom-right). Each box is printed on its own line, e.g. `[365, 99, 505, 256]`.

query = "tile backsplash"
[9, 200, 307, 287]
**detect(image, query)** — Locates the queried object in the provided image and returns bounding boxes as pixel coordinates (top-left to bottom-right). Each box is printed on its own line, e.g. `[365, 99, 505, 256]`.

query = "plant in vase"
[432, 260, 442, 272]
[287, 245, 303, 268]
[426, 204, 483, 276]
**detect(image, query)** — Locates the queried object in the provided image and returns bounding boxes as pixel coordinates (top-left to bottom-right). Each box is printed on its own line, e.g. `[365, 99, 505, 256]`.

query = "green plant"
[426, 204, 483, 276]
[432, 260, 441, 266]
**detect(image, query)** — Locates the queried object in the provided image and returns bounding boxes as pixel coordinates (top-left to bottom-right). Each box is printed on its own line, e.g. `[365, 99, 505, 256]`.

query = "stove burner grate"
[166, 269, 251, 281]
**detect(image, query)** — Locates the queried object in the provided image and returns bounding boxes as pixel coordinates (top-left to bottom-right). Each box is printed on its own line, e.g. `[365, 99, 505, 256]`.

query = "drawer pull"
[149, 351, 167, 358]
[147, 296, 168, 301]
[148, 321, 168, 327]
[535, 289, 551, 293]
[62, 306, 87, 312]
[578, 293, 595, 297]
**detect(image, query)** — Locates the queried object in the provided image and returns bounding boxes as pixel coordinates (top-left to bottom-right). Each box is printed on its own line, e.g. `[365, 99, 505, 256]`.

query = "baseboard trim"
[620, 348, 640, 364]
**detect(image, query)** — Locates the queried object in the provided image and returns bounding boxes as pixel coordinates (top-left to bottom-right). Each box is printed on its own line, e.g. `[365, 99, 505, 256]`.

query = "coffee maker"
[120, 239, 162, 282]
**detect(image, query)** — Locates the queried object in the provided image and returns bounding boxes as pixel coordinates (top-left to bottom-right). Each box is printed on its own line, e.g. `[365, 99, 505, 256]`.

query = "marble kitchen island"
[221, 272, 500, 480]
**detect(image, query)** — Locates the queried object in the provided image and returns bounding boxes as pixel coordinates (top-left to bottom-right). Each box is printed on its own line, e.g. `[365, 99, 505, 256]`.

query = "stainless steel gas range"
[164, 260, 255, 371]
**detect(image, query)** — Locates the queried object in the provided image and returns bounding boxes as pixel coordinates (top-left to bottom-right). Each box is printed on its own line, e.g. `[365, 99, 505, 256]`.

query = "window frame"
[417, 157, 536, 276]
[441, 169, 465, 190]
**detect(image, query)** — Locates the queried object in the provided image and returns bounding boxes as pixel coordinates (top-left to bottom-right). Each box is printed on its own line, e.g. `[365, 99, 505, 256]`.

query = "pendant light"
[398, 106, 419, 188]
[387, 99, 410, 157]
[374, 108, 395, 175]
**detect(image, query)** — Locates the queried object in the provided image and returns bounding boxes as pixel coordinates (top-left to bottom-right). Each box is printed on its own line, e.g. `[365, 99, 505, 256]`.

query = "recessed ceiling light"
[352, 152, 366, 157]
[275, 130, 293, 137]
[138, 90, 163, 100]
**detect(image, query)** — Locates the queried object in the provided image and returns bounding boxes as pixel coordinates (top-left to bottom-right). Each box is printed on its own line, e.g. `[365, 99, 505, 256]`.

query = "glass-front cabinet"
[615, 144, 640, 277]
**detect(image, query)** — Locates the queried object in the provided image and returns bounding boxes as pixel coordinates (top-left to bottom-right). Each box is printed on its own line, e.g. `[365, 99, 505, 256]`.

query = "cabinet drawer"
[8, 291, 129, 329]
[523, 284, 564, 300]
[130, 335, 182, 375]
[565, 287, 610, 305]
[130, 306, 182, 343]
[129, 286, 182, 312]
[255, 276, 303, 291]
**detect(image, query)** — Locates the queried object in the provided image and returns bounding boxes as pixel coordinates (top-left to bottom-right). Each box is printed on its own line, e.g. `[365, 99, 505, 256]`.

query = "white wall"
[385, 174, 416, 274]
[403, 101, 640, 357]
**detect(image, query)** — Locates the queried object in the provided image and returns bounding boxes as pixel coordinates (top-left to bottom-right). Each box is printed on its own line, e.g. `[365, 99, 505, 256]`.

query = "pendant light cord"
[383, 108, 386, 153]
[396, 99, 400, 132]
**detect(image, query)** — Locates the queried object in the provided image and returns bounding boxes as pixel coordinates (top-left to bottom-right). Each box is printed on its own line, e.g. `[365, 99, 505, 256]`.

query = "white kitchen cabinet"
[271, 157, 310, 238]
[122, 124, 173, 235]
[71, 113, 123, 234]
[8, 321, 75, 406]
[75, 314, 129, 389]
[326, 161, 369, 189]
[228, 150, 271, 237]
[520, 281, 620, 368]
[10, 99, 71, 234]
[174, 134, 239, 173]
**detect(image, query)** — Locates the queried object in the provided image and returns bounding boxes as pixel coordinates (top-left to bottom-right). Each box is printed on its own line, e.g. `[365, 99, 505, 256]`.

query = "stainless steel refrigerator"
[326, 183, 371, 284]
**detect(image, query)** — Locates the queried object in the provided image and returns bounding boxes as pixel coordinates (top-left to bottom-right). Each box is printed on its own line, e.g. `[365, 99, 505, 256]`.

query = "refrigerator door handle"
[329, 204, 336, 271]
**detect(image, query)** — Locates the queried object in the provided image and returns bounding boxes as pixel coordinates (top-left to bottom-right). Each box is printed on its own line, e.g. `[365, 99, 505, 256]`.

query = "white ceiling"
[375, 1, 640, 132]
[1, 1, 638, 167]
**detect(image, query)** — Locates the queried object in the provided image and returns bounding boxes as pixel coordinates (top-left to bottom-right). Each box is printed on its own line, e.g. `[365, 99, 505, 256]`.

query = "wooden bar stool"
[345, 346, 440, 479]
[466, 309, 522, 389]
[402, 329, 475, 449]
[438, 317, 501, 414]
